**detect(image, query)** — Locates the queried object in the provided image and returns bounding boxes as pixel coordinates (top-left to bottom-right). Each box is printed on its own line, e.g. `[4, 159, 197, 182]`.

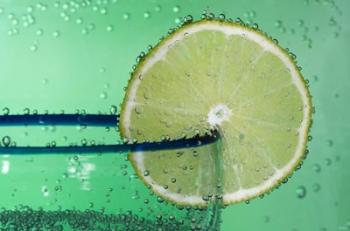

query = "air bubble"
[40, 186, 50, 198]
[106, 25, 114, 32]
[87, 23, 95, 30]
[249, 11, 256, 18]
[328, 17, 336, 26]
[7, 29, 15, 36]
[173, 6, 180, 13]
[235, 17, 244, 25]
[69, 8, 76, 14]
[143, 11, 150, 19]
[252, 23, 259, 30]
[41, 5, 47, 11]
[327, 139, 333, 146]
[296, 186, 306, 198]
[123, 13, 130, 20]
[129, 174, 138, 180]
[131, 191, 139, 200]
[201, 11, 208, 19]
[157, 197, 164, 203]
[218, 13, 225, 21]
[2, 136, 11, 147]
[275, 20, 282, 28]
[2, 107, 10, 115]
[104, 83, 110, 89]
[264, 216, 270, 223]
[61, 3, 68, 9]
[134, 106, 142, 114]
[100, 8, 107, 15]
[184, 15, 193, 23]
[81, 28, 89, 35]
[154, 5, 161, 12]
[208, 12, 215, 19]
[76, 18, 83, 24]
[36, 29, 43, 36]
[312, 183, 321, 192]
[307, 40, 313, 49]
[99, 92, 108, 99]
[8, 13, 14, 20]
[23, 108, 30, 115]
[54, 185, 62, 192]
[30, 44, 38, 52]
[92, 6, 98, 12]
[167, 28, 175, 35]
[42, 78, 49, 85]
[110, 105, 118, 115]
[298, 19, 304, 27]
[81, 139, 87, 146]
[99, 67, 106, 73]
[53, 30, 60, 37]
[12, 19, 18, 25]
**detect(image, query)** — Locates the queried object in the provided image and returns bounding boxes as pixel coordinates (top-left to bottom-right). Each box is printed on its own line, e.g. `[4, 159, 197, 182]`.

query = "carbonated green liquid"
[0, 0, 349, 230]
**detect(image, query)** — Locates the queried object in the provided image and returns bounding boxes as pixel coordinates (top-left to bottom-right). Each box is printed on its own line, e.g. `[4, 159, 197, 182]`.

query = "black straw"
[0, 114, 218, 155]
[0, 114, 118, 127]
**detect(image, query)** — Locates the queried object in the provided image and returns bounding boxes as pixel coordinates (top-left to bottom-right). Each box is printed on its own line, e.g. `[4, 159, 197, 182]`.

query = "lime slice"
[120, 19, 312, 206]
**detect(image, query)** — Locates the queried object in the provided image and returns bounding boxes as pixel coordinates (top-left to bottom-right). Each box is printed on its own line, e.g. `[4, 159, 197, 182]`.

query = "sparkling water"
[0, 0, 349, 230]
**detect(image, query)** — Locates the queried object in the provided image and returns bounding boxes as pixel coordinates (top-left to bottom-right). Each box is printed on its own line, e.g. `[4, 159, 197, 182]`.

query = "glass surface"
[0, 0, 349, 230]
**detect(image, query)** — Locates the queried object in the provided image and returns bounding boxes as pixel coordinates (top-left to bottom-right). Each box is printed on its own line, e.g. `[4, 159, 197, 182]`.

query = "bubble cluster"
[0, 208, 195, 230]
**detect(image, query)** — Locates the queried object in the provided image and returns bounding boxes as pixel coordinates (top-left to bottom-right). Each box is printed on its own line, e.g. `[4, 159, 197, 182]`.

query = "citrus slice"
[120, 19, 312, 206]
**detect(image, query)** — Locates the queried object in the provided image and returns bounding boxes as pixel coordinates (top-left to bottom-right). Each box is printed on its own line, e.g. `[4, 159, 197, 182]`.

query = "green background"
[0, 0, 349, 230]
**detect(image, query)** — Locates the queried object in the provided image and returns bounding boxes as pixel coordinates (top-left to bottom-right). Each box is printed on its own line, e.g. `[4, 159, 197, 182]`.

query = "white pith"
[121, 21, 311, 205]
[208, 104, 232, 127]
